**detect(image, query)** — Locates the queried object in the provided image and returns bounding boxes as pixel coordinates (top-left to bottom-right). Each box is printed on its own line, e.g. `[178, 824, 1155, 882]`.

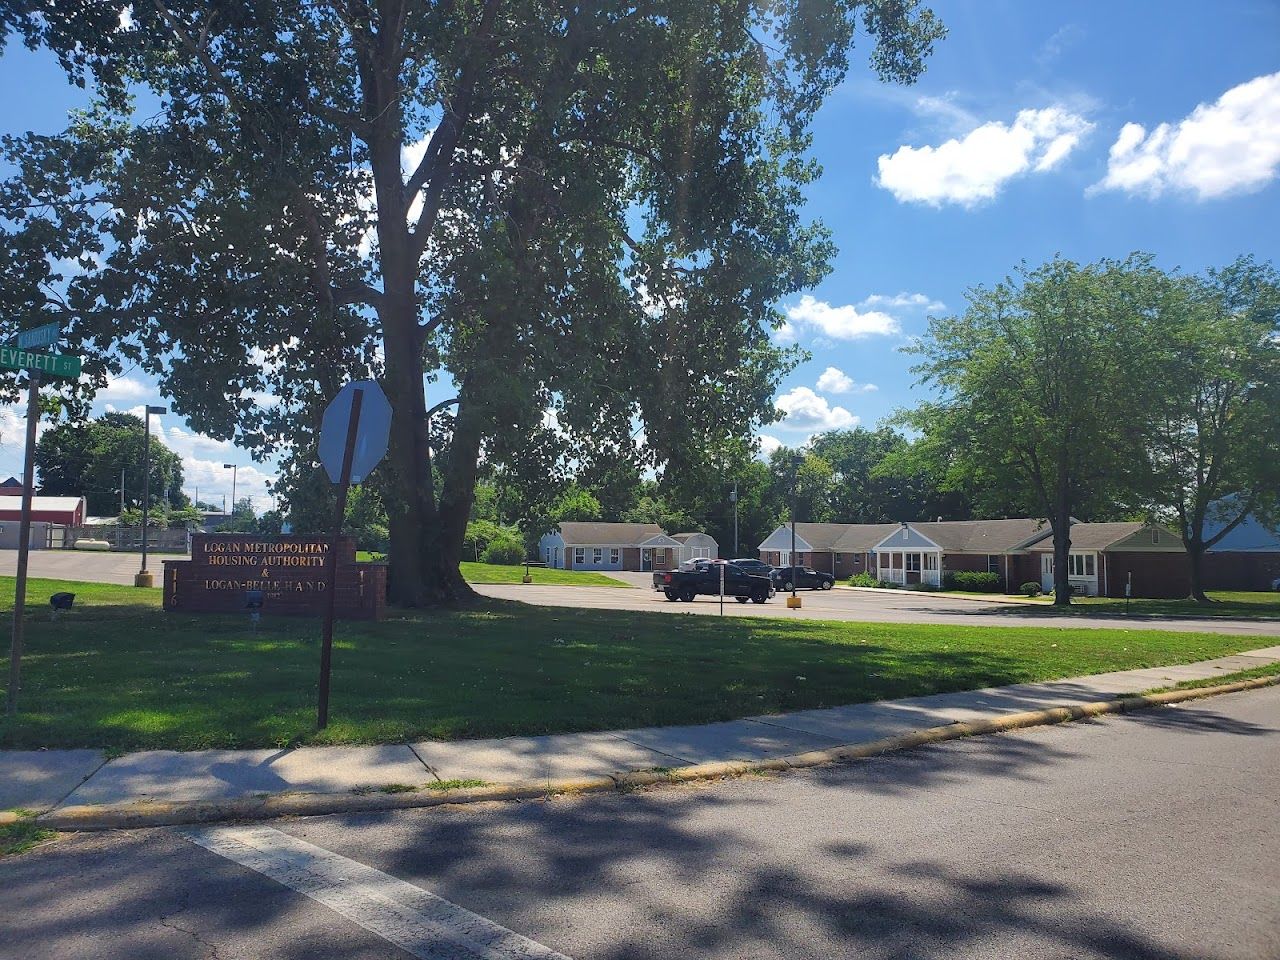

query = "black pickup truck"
[652, 562, 775, 603]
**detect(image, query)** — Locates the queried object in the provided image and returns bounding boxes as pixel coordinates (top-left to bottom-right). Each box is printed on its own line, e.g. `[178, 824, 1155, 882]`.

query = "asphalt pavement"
[4, 685, 1277, 959]
[477, 580, 1280, 636]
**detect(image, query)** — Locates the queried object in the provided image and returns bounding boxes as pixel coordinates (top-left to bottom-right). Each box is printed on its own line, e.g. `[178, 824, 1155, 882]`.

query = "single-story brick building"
[759, 518, 1052, 588]
[1024, 521, 1186, 598]
[1202, 513, 1280, 592]
[758, 518, 1211, 597]
[539, 522, 717, 572]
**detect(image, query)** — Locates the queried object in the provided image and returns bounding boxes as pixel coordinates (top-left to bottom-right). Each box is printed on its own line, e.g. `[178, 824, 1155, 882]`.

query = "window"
[779, 550, 791, 565]
[1151, 528, 1160, 544]
[987, 555, 1000, 573]
[610, 548, 620, 565]
[924, 553, 938, 571]
[593, 547, 603, 564]
[574, 547, 585, 565]
[1067, 553, 1095, 577]
[906, 554, 921, 573]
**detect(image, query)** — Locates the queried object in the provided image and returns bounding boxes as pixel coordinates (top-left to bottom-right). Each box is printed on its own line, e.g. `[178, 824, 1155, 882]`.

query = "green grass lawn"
[458, 561, 629, 587]
[355, 554, 628, 588]
[0, 576, 1268, 753]
[1036, 591, 1280, 619]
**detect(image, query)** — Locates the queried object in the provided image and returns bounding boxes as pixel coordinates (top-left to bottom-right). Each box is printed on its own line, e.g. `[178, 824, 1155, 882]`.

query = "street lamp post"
[787, 454, 802, 609]
[223, 463, 238, 518]
[135, 405, 167, 587]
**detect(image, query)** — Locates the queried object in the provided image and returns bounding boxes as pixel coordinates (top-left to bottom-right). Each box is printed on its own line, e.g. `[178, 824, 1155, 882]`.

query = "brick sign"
[163, 534, 386, 620]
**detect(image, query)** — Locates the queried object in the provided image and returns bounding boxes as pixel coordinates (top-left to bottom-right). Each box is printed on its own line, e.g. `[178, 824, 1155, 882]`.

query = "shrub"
[1020, 581, 1042, 597]
[848, 572, 878, 587]
[944, 570, 1001, 592]
[481, 537, 526, 565]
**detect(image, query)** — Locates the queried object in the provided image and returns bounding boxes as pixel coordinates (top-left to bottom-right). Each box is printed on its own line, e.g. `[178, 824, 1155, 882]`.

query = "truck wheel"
[751, 590, 768, 603]
[736, 595, 750, 603]
[680, 589, 696, 602]
[664, 590, 679, 601]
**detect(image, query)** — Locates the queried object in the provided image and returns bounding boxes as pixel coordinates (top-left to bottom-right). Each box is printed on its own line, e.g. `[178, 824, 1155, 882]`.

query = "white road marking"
[180, 825, 572, 960]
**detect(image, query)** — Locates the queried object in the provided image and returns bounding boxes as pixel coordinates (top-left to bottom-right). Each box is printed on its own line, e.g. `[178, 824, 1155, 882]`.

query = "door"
[1040, 555, 1054, 593]
[641, 548, 652, 571]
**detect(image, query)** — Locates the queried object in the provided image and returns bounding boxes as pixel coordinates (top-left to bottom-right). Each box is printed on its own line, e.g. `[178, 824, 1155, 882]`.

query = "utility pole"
[730, 482, 739, 557]
[136, 405, 167, 587]
[119, 467, 125, 514]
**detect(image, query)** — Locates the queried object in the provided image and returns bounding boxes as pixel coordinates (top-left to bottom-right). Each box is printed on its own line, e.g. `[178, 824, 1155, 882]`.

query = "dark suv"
[772, 565, 835, 591]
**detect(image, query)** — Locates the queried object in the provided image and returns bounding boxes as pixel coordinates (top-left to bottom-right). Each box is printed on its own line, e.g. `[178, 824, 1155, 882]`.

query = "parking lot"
[477, 576, 1280, 637]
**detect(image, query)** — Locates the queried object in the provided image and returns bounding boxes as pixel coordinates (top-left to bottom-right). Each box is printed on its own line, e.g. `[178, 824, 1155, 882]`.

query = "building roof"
[0, 476, 22, 488]
[1026, 521, 1182, 552]
[670, 531, 716, 544]
[765, 522, 901, 553]
[1204, 513, 1280, 553]
[0, 496, 85, 514]
[554, 521, 668, 545]
[902, 518, 1052, 553]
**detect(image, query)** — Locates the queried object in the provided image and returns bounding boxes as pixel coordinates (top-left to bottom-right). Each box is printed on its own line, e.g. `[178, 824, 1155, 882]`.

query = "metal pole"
[6, 372, 40, 716]
[731, 483, 739, 557]
[317, 388, 364, 730]
[120, 467, 125, 514]
[140, 409, 152, 575]
[719, 562, 724, 616]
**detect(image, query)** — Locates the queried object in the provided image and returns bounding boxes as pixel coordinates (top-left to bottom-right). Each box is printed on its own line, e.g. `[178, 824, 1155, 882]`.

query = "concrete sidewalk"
[5, 646, 1279, 815]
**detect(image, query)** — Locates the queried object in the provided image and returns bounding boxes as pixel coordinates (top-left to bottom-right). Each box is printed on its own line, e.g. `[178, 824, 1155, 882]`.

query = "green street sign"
[0, 346, 82, 379]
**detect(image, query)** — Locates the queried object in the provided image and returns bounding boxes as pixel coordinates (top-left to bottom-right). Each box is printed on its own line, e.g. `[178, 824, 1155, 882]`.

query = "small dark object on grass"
[49, 592, 74, 619]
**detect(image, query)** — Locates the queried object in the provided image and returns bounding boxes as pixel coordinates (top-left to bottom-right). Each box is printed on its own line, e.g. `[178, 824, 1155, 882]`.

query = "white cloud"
[859, 292, 946, 312]
[815, 367, 854, 394]
[876, 106, 1094, 207]
[757, 434, 783, 459]
[816, 368, 877, 395]
[774, 387, 858, 432]
[96, 375, 151, 404]
[783, 295, 900, 340]
[1092, 72, 1280, 200]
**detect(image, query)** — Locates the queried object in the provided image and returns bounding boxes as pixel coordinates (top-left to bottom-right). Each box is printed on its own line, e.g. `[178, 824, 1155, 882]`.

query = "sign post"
[5, 370, 40, 717]
[315, 380, 392, 729]
[6, 323, 77, 717]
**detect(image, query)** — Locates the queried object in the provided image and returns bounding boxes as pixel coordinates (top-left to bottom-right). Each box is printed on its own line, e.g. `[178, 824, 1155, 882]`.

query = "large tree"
[0, 0, 943, 604]
[35, 412, 184, 516]
[906, 256, 1165, 606]
[1141, 257, 1280, 602]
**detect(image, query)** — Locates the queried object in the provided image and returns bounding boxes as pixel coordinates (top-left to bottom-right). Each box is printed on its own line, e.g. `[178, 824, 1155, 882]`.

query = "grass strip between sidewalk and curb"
[0, 810, 56, 858]
[32, 673, 1280, 834]
[1137, 660, 1280, 695]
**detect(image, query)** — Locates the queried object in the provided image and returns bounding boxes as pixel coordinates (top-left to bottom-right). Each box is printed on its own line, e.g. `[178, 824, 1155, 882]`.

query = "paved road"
[4, 687, 1278, 959]
[0, 549, 179, 585]
[478, 580, 1280, 636]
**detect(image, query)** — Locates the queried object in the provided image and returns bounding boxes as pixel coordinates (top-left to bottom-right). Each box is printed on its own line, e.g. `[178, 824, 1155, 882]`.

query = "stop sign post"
[316, 380, 392, 729]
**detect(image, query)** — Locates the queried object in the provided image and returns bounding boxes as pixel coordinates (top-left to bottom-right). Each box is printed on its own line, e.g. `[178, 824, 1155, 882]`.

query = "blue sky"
[1, 0, 1278, 508]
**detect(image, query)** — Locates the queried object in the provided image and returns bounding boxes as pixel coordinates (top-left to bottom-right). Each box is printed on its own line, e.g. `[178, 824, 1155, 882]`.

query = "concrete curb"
[35, 675, 1279, 832]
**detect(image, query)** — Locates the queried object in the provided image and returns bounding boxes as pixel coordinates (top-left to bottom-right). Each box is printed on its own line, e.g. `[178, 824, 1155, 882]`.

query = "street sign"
[318, 380, 392, 484]
[15, 322, 60, 350]
[0, 346, 81, 379]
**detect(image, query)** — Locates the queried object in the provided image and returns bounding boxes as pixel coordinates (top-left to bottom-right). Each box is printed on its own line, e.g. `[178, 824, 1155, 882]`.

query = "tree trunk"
[1052, 484, 1072, 607]
[1186, 539, 1210, 604]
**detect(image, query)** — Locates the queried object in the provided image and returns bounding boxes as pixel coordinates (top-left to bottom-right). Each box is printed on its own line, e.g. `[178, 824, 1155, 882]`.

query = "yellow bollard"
[786, 595, 802, 609]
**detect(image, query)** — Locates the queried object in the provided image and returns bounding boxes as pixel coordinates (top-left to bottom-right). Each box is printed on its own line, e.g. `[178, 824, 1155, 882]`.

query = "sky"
[1, 0, 1278, 510]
